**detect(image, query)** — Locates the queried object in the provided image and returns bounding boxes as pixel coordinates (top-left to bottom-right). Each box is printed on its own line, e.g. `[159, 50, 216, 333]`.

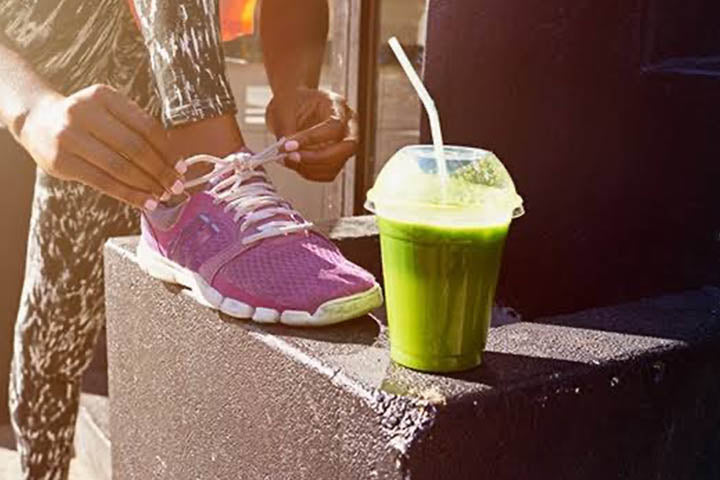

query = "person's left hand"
[266, 87, 358, 182]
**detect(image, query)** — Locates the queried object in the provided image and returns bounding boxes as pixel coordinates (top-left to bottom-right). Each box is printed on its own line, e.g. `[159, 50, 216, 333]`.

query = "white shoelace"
[182, 138, 313, 245]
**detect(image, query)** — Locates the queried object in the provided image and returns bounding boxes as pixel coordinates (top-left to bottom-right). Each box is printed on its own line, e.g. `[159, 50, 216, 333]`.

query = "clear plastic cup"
[366, 145, 524, 372]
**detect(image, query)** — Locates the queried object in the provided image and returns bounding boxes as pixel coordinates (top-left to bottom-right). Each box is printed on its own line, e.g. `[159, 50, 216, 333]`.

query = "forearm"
[0, 42, 57, 139]
[261, 0, 329, 97]
[168, 114, 244, 161]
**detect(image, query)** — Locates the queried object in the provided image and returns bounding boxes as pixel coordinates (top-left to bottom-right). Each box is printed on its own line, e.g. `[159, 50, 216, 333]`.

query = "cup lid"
[365, 145, 524, 227]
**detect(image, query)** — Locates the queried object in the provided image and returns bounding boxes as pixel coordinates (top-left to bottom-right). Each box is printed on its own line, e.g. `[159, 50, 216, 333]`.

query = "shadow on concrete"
[450, 350, 587, 388]
[218, 312, 383, 347]
[82, 328, 109, 397]
[160, 282, 185, 296]
[536, 288, 720, 344]
[378, 351, 587, 398]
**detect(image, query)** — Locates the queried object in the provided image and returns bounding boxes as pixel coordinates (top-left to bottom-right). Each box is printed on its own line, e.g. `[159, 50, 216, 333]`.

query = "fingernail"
[171, 179, 184, 195]
[175, 160, 188, 174]
[284, 140, 299, 152]
[289, 152, 301, 162]
[160, 191, 171, 202]
[144, 199, 158, 211]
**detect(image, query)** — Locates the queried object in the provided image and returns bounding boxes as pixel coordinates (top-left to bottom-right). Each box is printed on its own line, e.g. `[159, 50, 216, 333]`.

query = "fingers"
[93, 85, 182, 171]
[267, 88, 360, 182]
[64, 153, 158, 210]
[266, 100, 298, 139]
[72, 84, 185, 195]
[344, 104, 359, 143]
[282, 117, 345, 154]
[284, 139, 358, 183]
[66, 129, 168, 200]
[82, 112, 183, 195]
[282, 101, 359, 182]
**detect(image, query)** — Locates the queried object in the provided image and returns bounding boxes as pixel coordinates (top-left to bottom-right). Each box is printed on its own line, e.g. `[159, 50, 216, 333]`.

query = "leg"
[9, 171, 138, 479]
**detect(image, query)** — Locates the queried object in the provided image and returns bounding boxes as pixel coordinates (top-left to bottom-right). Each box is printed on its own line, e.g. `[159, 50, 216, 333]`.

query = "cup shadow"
[378, 350, 588, 397]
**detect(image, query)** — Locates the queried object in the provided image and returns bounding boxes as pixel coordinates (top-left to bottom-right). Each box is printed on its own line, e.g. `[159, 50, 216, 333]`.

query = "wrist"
[272, 83, 314, 102]
[12, 89, 63, 141]
[169, 113, 245, 159]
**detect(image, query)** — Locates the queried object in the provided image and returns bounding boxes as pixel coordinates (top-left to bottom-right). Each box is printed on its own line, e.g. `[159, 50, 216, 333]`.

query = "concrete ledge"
[104, 230, 720, 479]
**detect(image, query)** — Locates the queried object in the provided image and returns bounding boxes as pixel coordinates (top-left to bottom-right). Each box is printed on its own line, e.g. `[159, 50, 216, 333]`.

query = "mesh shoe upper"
[212, 232, 376, 312]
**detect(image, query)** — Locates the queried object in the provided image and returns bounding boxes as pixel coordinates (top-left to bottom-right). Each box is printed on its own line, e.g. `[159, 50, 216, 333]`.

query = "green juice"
[377, 216, 509, 372]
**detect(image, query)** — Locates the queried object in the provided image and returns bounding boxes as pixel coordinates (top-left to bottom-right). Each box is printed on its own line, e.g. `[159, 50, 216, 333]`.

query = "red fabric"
[125, 0, 256, 41]
[220, 0, 257, 41]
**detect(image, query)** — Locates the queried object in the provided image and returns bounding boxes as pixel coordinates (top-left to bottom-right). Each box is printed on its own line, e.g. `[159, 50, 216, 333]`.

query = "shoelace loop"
[182, 139, 313, 245]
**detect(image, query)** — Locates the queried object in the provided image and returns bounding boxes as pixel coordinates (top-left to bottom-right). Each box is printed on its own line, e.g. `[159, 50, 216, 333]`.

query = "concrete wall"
[0, 130, 35, 424]
[423, 0, 720, 318]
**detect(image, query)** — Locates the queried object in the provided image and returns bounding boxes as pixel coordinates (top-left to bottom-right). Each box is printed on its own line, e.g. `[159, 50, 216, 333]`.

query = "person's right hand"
[19, 84, 185, 210]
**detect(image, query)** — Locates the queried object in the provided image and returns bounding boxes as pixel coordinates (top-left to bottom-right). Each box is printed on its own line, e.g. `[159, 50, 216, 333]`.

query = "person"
[0, 1, 380, 478]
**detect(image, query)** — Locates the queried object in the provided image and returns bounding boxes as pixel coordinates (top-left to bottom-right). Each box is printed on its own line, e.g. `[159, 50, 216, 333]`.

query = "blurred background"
[0, 0, 429, 424]
[223, 0, 426, 221]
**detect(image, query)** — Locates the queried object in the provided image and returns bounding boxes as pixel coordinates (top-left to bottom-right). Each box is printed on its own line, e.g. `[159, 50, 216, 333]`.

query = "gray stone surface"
[105, 233, 720, 480]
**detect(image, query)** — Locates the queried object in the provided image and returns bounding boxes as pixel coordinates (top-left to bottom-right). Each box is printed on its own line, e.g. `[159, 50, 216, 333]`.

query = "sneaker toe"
[213, 233, 377, 314]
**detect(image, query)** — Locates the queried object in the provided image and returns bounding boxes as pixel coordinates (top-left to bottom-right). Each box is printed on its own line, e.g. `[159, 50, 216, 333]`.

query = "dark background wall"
[424, 0, 720, 318]
[0, 130, 35, 424]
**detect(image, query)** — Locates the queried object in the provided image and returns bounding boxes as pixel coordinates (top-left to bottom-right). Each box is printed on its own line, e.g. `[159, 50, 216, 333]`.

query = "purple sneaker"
[137, 143, 383, 326]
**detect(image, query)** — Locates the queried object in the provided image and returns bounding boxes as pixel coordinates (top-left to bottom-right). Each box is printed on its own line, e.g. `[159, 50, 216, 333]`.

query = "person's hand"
[19, 84, 185, 210]
[266, 87, 358, 182]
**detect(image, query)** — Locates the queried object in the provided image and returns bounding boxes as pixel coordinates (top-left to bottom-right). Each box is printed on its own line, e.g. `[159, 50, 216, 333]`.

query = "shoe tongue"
[211, 165, 307, 238]
[207, 163, 266, 189]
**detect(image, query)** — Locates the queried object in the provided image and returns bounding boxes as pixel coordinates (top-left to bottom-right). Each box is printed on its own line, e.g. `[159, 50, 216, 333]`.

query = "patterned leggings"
[10, 170, 138, 479]
[6, 0, 238, 477]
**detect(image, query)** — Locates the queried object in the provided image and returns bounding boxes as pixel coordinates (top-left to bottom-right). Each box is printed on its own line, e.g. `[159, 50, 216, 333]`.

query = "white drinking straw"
[388, 36, 448, 195]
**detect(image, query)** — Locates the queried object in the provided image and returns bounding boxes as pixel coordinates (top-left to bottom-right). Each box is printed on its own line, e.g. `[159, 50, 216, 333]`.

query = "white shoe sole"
[136, 239, 383, 327]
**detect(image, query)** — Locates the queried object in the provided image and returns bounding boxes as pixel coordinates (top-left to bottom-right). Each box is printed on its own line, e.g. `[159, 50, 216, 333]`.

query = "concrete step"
[75, 394, 111, 480]
[103, 217, 720, 479]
